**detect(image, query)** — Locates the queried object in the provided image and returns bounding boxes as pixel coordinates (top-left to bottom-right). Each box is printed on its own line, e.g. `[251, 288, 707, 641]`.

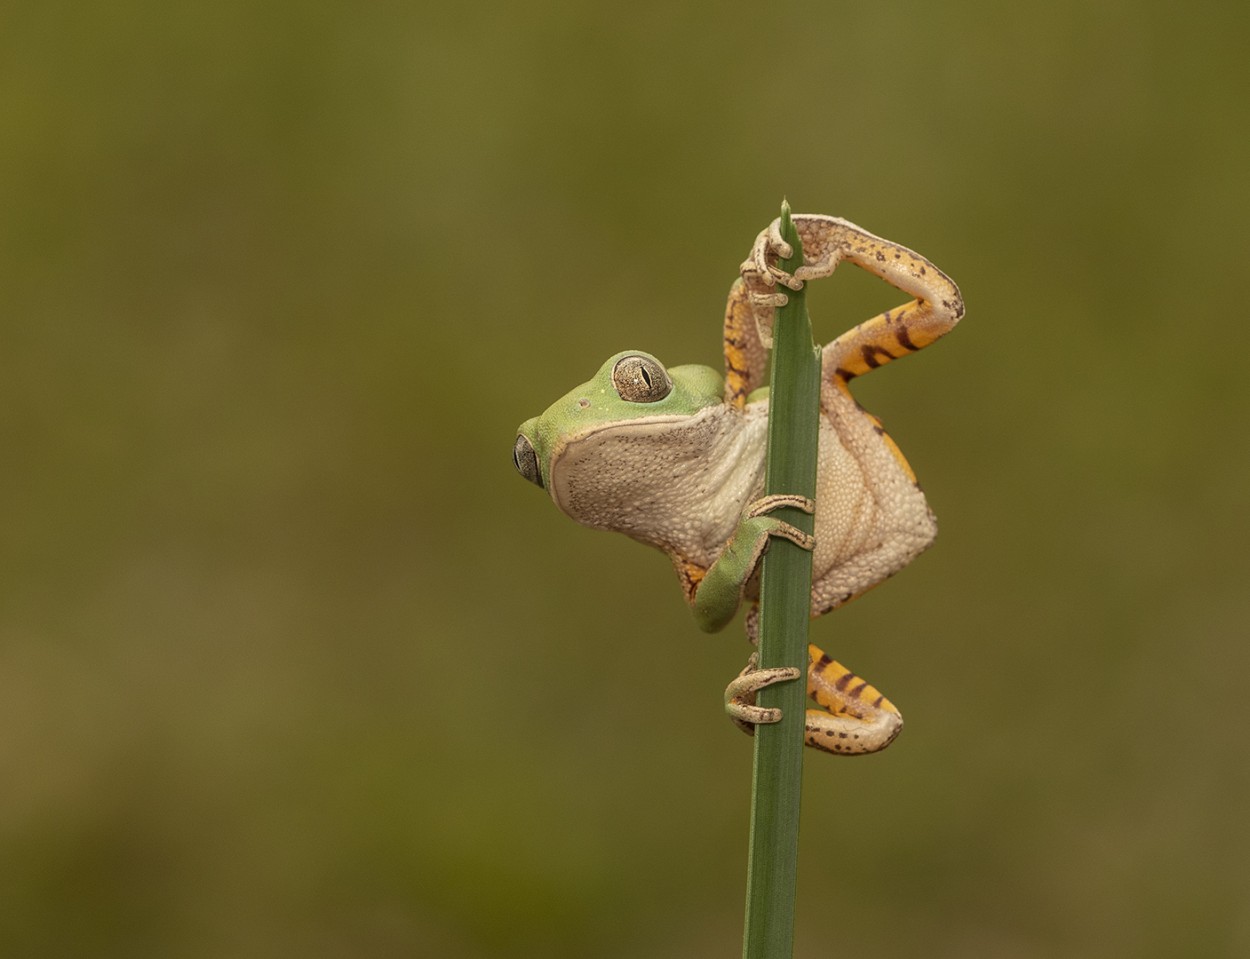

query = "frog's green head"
[512, 350, 723, 500]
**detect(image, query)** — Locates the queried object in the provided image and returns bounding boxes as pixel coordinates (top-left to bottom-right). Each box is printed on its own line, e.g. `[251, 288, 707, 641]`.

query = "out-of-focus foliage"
[2, 2, 1248, 956]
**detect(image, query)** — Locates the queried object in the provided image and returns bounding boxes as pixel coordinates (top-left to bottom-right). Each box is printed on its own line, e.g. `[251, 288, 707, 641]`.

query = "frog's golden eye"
[513, 434, 543, 487]
[612, 354, 672, 403]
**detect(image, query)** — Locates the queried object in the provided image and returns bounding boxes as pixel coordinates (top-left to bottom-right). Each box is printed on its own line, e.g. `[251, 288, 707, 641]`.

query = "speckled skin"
[514, 214, 963, 754]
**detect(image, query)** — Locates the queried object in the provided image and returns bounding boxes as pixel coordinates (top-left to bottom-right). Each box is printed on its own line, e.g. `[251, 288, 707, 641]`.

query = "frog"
[512, 214, 963, 755]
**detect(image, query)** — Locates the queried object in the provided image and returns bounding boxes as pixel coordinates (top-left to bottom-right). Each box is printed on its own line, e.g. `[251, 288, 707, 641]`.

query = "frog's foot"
[739, 225, 804, 350]
[724, 652, 802, 733]
[803, 644, 903, 755]
[744, 494, 816, 551]
[742, 222, 805, 292]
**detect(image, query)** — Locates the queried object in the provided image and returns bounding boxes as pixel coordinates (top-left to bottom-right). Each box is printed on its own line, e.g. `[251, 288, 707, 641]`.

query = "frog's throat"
[548, 406, 768, 568]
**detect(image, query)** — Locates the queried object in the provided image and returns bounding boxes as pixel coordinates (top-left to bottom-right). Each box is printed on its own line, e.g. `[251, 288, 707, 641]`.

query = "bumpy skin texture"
[514, 214, 963, 755]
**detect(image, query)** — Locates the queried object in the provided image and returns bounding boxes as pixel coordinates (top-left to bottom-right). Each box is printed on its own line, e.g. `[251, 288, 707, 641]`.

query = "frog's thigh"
[804, 644, 902, 755]
[810, 406, 937, 614]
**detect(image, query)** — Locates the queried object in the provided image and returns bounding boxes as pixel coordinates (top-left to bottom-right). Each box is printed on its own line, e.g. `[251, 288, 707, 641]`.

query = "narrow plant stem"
[741, 201, 822, 959]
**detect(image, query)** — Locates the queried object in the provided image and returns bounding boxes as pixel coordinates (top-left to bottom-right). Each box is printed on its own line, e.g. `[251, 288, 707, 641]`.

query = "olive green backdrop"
[3, 2, 1247, 956]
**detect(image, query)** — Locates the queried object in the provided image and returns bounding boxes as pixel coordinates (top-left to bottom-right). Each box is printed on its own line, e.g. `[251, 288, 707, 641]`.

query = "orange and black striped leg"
[803, 644, 902, 755]
[822, 292, 961, 394]
[724, 640, 902, 755]
[820, 298, 961, 484]
[800, 217, 962, 384]
[720, 277, 772, 408]
[724, 645, 903, 755]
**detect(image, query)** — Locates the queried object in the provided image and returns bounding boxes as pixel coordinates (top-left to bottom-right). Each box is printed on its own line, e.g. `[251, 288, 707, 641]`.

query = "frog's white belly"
[808, 391, 936, 614]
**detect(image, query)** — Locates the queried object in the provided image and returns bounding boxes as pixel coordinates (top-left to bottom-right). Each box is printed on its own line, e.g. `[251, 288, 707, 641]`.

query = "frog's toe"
[724, 657, 802, 734]
[762, 519, 814, 551]
[793, 261, 833, 283]
[746, 494, 816, 517]
[760, 222, 805, 289]
[741, 237, 775, 286]
[765, 219, 794, 260]
[743, 227, 797, 290]
[747, 289, 789, 310]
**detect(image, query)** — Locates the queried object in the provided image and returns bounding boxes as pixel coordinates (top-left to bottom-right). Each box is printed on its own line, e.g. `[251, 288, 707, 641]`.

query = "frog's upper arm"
[691, 500, 816, 633]
[721, 278, 772, 409]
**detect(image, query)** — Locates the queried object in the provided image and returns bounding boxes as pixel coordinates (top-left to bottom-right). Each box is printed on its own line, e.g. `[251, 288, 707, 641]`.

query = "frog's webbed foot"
[724, 652, 802, 733]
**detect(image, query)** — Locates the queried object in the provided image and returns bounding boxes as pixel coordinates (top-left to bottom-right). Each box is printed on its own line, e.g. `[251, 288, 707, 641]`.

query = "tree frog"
[513, 214, 963, 755]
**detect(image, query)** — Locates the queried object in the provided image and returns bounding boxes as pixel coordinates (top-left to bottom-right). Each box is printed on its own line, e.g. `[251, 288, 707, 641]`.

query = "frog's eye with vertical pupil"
[513, 434, 543, 487]
[611, 354, 672, 403]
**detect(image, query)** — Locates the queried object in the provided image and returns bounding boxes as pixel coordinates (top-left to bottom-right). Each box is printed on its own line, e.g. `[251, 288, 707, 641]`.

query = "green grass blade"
[741, 200, 823, 959]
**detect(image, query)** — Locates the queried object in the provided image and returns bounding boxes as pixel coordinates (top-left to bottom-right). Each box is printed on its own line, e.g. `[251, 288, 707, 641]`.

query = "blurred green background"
[3, 1, 1248, 956]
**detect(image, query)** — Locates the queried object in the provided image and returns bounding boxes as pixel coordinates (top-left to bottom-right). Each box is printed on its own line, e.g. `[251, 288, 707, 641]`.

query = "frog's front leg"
[691, 495, 815, 633]
[720, 277, 773, 407]
[726, 643, 904, 755]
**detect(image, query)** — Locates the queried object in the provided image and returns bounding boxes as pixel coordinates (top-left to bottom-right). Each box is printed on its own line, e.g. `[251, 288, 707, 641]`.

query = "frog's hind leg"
[804, 643, 902, 755]
[725, 636, 903, 756]
[742, 214, 963, 389]
[814, 226, 962, 387]
[824, 296, 959, 387]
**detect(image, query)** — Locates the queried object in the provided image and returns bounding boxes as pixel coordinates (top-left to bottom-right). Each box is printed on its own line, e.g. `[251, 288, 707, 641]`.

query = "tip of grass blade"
[778, 198, 800, 273]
